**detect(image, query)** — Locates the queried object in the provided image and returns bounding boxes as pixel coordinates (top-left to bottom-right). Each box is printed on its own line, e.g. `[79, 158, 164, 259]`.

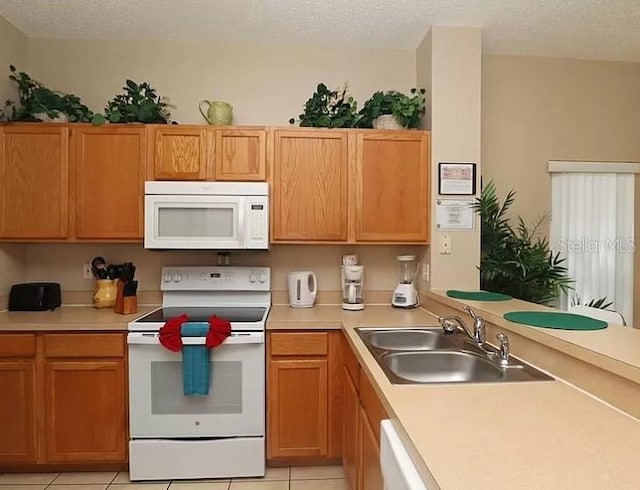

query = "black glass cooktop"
[136, 307, 267, 323]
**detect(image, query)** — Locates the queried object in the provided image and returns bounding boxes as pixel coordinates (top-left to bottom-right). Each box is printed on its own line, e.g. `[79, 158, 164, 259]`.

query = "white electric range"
[127, 266, 270, 481]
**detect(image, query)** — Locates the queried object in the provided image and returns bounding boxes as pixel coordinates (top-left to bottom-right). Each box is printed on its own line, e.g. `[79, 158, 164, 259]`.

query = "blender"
[392, 255, 419, 308]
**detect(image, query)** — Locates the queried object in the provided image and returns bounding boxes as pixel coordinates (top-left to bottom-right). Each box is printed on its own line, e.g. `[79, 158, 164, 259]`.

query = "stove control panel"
[161, 266, 271, 291]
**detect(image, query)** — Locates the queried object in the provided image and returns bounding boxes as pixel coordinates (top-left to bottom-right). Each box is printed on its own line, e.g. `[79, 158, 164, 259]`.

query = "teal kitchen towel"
[181, 322, 211, 396]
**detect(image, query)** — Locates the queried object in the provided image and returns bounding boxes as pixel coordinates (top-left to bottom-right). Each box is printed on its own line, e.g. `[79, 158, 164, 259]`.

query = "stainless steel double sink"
[356, 328, 553, 384]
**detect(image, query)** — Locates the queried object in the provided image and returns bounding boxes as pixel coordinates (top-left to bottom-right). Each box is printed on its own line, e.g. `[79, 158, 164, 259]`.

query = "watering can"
[199, 100, 233, 125]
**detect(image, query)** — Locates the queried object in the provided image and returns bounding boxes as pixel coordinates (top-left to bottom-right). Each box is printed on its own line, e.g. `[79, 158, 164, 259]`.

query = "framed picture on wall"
[438, 162, 477, 195]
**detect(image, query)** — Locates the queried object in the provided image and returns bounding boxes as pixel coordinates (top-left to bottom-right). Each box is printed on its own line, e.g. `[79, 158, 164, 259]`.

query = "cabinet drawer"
[44, 334, 124, 358]
[0, 334, 36, 358]
[270, 332, 328, 356]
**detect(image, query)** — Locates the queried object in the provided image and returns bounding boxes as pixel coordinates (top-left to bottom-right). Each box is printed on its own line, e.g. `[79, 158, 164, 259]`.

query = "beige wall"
[0, 245, 26, 303]
[425, 26, 482, 290]
[482, 54, 640, 324]
[26, 38, 416, 125]
[0, 15, 27, 103]
[482, 55, 640, 223]
[24, 244, 425, 304]
[0, 16, 28, 302]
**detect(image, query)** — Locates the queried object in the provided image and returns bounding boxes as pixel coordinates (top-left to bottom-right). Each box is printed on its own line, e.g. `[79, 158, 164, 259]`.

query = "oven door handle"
[127, 331, 264, 345]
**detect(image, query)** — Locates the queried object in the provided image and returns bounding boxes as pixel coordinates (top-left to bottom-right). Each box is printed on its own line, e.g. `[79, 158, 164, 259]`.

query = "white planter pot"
[33, 112, 68, 123]
[373, 114, 403, 130]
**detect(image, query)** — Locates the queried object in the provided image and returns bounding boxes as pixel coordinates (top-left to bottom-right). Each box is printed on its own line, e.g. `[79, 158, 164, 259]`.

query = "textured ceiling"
[1, 0, 640, 61]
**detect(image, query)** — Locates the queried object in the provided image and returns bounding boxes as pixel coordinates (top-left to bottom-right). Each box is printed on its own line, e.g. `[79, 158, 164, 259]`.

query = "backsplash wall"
[24, 243, 427, 303]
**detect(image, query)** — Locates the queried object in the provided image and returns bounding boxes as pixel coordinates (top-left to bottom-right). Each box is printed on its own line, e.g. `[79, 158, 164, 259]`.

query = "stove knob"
[249, 273, 257, 283]
[164, 274, 173, 283]
[173, 274, 182, 283]
[258, 273, 266, 283]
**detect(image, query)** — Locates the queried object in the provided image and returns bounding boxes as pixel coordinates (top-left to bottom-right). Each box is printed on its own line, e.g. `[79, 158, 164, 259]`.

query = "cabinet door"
[149, 126, 210, 180]
[359, 404, 384, 490]
[272, 130, 348, 241]
[44, 359, 127, 462]
[215, 128, 266, 181]
[343, 366, 360, 490]
[0, 125, 69, 238]
[0, 361, 37, 463]
[268, 358, 328, 458]
[72, 126, 145, 239]
[355, 132, 429, 242]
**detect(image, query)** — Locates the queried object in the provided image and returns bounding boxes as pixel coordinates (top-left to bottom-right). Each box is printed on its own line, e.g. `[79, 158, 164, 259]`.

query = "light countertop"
[0, 305, 158, 331]
[425, 290, 640, 384]
[267, 304, 439, 329]
[268, 303, 640, 489]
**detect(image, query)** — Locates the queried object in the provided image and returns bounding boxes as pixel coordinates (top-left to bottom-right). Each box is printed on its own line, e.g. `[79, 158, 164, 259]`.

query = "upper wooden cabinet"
[71, 126, 145, 239]
[270, 128, 430, 244]
[149, 126, 211, 180]
[215, 128, 266, 181]
[355, 132, 430, 242]
[271, 130, 349, 241]
[0, 125, 69, 239]
[147, 126, 268, 182]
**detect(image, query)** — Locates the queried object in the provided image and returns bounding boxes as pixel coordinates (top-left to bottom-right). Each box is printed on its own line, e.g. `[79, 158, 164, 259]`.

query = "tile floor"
[0, 466, 346, 490]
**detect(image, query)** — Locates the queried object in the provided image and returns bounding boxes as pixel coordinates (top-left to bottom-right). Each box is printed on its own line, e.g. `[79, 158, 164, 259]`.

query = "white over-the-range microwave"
[144, 181, 269, 250]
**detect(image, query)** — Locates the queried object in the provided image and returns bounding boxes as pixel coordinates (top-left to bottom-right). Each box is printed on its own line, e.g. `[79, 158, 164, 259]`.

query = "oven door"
[144, 195, 245, 249]
[127, 331, 264, 438]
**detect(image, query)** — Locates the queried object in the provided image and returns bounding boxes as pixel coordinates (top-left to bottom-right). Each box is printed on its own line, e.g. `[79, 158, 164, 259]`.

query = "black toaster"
[8, 283, 62, 311]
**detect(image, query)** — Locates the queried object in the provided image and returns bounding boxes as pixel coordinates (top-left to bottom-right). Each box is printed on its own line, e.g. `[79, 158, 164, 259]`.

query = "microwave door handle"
[237, 199, 245, 247]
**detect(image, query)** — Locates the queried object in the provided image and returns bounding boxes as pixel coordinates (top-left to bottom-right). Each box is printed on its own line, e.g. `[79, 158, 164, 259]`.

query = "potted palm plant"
[471, 180, 572, 305]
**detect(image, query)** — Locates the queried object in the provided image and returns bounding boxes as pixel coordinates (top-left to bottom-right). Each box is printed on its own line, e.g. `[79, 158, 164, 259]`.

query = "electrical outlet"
[421, 263, 430, 281]
[83, 263, 93, 279]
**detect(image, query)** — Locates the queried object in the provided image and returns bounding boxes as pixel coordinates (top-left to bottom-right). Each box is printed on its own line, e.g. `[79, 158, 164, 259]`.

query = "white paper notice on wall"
[435, 199, 475, 231]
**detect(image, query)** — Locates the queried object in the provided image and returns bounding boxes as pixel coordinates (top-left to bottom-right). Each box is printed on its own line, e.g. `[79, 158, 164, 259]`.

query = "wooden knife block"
[115, 280, 137, 315]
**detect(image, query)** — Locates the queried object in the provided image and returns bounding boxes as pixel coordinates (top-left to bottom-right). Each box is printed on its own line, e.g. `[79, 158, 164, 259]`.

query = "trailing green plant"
[94, 79, 172, 125]
[470, 180, 573, 305]
[357, 88, 426, 129]
[289, 83, 359, 128]
[0, 65, 93, 122]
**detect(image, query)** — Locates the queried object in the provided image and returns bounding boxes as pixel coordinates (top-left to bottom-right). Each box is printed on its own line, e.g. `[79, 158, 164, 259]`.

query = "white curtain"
[550, 171, 634, 325]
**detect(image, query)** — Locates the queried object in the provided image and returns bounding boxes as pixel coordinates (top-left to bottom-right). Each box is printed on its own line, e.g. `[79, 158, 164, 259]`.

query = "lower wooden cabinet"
[0, 332, 127, 469]
[0, 334, 37, 463]
[359, 404, 384, 490]
[45, 359, 126, 462]
[343, 366, 360, 489]
[343, 336, 387, 490]
[267, 330, 343, 463]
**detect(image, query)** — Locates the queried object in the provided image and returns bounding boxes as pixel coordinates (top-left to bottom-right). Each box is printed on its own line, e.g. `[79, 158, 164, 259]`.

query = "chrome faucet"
[496, 332, 510, 365]
[438, 306, 486, 347]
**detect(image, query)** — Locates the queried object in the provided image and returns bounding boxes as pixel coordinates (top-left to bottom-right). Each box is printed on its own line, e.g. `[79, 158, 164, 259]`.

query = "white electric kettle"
[288, 271, 317, 308]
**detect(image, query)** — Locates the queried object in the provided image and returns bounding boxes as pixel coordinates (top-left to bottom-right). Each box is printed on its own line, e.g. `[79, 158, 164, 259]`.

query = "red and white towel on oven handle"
[158, 314, 232, 352]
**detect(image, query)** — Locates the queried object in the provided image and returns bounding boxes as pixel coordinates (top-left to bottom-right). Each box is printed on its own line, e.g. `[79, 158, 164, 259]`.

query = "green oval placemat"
[503, 311, 607, 331]
[447, 290, 512, 301]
